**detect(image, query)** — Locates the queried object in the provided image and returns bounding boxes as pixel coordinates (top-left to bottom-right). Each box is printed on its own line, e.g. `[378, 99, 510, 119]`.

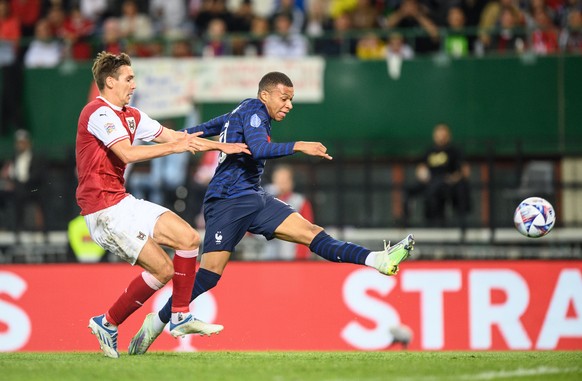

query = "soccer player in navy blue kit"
[128, 72, 414, 354]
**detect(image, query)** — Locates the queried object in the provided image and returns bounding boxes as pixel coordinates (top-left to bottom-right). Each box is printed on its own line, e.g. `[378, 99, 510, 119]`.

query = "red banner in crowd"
[0, 261, 581, 352]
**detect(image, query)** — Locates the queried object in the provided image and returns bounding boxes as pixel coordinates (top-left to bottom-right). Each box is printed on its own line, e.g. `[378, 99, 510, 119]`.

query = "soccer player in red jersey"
[77, 51, 250, 358]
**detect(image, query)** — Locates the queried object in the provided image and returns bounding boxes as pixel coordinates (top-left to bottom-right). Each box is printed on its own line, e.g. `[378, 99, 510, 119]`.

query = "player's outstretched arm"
[110, 131, 203, 164]
[293, 141, 333, 160]
[191, 137, 251, 155]
[155, 128, 249, 155]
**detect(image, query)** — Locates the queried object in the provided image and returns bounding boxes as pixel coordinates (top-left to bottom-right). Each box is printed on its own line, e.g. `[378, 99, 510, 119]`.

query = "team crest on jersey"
[125, 117, 136, 134]
[104, 122, 115, 134]
[215, 231, 223, 245]
[250, 114, 261, 128]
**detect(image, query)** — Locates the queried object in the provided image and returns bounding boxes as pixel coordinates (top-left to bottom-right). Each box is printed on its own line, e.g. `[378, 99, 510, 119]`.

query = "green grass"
[0, 351, 581, 381]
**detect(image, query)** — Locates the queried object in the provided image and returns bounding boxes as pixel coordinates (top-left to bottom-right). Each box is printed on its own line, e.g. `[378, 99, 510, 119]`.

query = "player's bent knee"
[178, 227, 201, 250]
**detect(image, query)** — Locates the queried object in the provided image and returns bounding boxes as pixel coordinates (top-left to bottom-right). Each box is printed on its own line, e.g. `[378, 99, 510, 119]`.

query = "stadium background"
[0, 54, 581, 352]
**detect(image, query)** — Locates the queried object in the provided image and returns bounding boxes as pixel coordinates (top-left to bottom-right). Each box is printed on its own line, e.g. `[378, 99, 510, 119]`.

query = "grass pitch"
[1, 351, 580, 381]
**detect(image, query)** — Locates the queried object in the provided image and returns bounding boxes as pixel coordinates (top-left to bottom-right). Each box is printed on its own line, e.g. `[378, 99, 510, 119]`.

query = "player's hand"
[294, 141, 333, 160]
[188, 134, 217, 153]
[173, 131, 200, 154]
[218, 142, 251, 155]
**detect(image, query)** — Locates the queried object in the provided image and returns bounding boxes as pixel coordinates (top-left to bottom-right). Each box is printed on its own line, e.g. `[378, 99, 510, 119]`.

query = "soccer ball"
[513, 197, 556, 238]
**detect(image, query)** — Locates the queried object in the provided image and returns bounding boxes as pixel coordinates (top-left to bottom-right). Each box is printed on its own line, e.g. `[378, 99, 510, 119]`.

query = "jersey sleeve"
[182, 114, 228, 137]
[243, 111, 295, 160]
[134, 109, 162, 142]
[86, 106, 129, 147]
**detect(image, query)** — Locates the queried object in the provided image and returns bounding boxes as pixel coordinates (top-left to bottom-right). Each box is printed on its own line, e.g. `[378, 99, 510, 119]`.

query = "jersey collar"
[97, 96, 125, 112]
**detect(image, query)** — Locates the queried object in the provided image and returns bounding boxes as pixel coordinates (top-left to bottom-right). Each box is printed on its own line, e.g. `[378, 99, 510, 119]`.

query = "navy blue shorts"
[202, 193, 295, 253]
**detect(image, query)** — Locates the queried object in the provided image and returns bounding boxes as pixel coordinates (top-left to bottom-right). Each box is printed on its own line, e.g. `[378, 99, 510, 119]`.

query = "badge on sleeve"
[104, 122, 116, 134]
[250, 114, 261, 128]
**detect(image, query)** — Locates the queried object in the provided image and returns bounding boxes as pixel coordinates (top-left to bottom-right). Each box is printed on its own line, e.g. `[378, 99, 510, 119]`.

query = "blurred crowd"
[0, 0, 580, 67]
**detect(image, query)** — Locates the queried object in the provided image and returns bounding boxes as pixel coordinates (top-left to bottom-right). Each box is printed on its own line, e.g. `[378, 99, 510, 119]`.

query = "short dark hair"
[92, 51, 132, 91]
[258, 72, 293, 95]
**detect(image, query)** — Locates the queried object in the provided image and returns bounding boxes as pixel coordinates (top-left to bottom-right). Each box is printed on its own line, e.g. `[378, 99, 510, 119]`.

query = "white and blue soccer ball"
[513, 197, 556, 238]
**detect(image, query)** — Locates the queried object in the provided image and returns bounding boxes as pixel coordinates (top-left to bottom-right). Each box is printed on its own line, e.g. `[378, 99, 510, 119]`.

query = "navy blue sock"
[158, 268, 222, 324]
[309, 231, 371, 265]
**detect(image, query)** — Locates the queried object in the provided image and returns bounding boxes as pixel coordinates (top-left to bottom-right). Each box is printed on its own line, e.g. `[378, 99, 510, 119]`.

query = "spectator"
[524, 0, 557, 28]
[0, 0, 20, 65]
[62, 6, 95, 60]
[193, 0, 232, 37]
[243, 15, 270, 55]
[403, 123, 471, 227]
[385, 31, 415, 59]
[350, 0, 381, 29]
[270, 0, 305, 33]
[303, 0, 332, 38]
[97, 17, 124, 55]
[530, 8, 560, 54]
[356, 31, 385, 59]
[329, 0, 358, 19]
[261, 165, 315, 260]
[385, 0, 440, 54]
[559, 8, 582, 52]
[201, 17, 229, 56]
[9, 0, 41, 37]
[229, 0, 255, 55]
[478, 0, 525, 48]
[314, 11, 357, 56]
[45, 4, 67, 38]
[149, 0, 191, 38]
[385, 32, 413, 79]
[24, 18, 63, 68]
[457, 0, 489, 28]
[230, 0, 254, 32]
[119, 0, 154, 40]
[556, 0, 581, 28]
[263, 12, 308, 57]
[444, 6, 472, 57]
[487, 7, 527, 54]
[0, 129, 46, 237]
[79, 0, 111, 24]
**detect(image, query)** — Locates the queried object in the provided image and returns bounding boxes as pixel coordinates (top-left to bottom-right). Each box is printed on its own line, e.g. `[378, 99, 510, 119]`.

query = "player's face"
[262, 84, 294, 122]
[109, 65, 136, 107]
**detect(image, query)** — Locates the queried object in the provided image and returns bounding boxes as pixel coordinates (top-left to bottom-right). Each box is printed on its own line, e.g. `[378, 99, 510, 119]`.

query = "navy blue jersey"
[183, 98, 295, 201]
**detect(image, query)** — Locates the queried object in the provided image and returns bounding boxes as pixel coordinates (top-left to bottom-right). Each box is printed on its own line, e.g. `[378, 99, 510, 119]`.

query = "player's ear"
[259, 90, 269, 102]
[105, 76, 114, 89]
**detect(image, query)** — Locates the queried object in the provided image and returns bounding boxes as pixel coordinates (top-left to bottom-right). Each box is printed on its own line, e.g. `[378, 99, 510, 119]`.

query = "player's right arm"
[156, 126, 250, 156]
[109, 132, 200, 164]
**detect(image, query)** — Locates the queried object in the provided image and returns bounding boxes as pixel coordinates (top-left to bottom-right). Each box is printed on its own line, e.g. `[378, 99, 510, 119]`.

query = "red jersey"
[75, 96, 162, 215]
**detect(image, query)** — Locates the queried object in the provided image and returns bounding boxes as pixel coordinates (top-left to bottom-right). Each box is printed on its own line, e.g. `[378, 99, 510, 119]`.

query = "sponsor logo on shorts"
[215, 231, 223, 245]
[137, 231, 146, 240]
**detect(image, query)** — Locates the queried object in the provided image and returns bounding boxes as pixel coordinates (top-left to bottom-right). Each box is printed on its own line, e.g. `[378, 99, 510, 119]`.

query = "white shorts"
[84, 195, 169, 265]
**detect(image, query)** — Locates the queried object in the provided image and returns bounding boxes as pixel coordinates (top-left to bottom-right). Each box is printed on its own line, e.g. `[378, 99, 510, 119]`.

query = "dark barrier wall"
[3, 55, 581, 159]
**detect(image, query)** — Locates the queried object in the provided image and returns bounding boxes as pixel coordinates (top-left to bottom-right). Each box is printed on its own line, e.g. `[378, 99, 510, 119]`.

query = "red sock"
[106, 272, 164, 326]
[172, 250, 198, 313]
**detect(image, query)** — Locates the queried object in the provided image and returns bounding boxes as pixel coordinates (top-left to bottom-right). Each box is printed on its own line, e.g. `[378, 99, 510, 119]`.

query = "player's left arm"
[181, 114, 228, 137]
[292, 141, 333, 160]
